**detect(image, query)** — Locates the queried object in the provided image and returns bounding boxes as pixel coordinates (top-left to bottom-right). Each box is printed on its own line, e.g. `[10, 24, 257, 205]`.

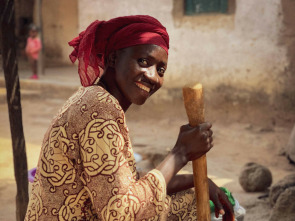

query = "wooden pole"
[182, 83, 211, 221]
[0, 0, 29, 220]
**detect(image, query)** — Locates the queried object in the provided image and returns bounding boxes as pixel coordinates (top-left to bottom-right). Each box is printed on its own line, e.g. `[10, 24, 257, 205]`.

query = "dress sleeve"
[76, 99, 167, 220]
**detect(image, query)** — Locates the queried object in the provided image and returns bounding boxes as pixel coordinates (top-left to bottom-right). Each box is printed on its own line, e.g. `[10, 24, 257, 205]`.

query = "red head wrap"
[69, 15, 169, 87]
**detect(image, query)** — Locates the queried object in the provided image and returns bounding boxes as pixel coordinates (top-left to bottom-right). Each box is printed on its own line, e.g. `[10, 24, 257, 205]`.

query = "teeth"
[135, 82, 150, 93]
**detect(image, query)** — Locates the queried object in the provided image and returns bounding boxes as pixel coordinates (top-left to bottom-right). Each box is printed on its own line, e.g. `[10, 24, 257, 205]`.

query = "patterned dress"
[25, 86, 197, 221]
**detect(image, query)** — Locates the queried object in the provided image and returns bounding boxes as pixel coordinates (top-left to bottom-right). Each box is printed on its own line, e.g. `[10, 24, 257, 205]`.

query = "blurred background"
[1, 0, 295, 220]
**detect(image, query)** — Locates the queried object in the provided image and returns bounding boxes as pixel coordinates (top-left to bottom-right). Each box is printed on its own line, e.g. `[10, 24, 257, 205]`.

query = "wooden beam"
[0, 0, 29, 220]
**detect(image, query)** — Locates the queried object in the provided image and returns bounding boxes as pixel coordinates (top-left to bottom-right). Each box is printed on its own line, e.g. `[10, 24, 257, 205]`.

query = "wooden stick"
[183, 83, 211, 221]
[1, 1, 29, 220]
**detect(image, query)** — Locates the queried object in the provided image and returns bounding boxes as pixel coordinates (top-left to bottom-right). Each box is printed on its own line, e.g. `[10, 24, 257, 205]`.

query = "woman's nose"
[144, 67, 159, 84]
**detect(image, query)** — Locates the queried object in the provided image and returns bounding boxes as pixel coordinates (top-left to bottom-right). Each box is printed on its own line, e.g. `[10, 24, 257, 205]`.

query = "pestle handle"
[182, 83, 211, 221]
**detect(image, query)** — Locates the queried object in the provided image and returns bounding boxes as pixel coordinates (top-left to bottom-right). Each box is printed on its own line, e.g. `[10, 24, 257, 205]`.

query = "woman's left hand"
[208, 178, 235, 221]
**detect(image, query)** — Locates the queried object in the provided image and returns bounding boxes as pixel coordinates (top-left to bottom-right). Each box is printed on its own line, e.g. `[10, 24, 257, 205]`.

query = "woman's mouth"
[135, 82, 151, 93]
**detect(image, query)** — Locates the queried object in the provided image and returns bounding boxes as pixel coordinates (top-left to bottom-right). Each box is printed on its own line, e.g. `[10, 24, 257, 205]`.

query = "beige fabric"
[25, 86, 197, 221]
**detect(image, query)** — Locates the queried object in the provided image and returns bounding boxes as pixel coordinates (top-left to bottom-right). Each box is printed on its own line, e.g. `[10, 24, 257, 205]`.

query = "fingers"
[202, 130, 214, 149]
[199, 123, 213, 139]
[198, 122, 212, 131]
[202, 130, 213, 139]
[214, 199, 224, 218]
[223, 210, 235, 221]
[181, 122, 213, 133]
[221, 194, 234, 214]
[201, 131, 208, 139]
[213, 192, 226, 218]
[208, 129, 213, 137]
[213, 188, 235, 221]
[177, 122, 214, 160]
[225, 205, 235, 221]
[219, 195, 235, 221]
[208, 179, 235, 221]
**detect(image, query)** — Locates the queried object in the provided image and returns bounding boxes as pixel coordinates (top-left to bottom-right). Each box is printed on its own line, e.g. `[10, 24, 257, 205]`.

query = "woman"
[25, 15, 234, 221]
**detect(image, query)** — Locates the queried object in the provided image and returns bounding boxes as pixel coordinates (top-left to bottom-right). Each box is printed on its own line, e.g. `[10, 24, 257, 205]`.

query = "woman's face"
[113, 44, 168, 106]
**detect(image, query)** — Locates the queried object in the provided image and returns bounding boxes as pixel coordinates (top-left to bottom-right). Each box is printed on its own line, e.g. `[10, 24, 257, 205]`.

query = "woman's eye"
[138, 58, 148, 65]
[158, 67, 166, 76]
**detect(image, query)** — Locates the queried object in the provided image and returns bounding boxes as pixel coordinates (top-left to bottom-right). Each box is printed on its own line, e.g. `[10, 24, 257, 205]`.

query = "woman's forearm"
[156, 122, 213, 194]
[154, 152, 194, 194]
[167, 174, 194, 194]
[156, 150, 187, 188]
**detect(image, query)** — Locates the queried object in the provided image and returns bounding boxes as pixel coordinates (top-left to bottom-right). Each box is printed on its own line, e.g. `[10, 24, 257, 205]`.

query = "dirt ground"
[0, 75, 294, 220]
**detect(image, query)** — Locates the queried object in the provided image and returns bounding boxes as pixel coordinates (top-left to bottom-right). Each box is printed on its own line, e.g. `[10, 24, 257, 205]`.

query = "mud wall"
[40, 0, 78, 65]
[77, 0, 291, 106]
[279, 0, 295, 108]
[15, 0, 35, 39]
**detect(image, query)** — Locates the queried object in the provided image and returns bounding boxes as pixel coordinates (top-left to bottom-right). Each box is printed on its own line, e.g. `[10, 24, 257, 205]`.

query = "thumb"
[214, 200, 224, 218]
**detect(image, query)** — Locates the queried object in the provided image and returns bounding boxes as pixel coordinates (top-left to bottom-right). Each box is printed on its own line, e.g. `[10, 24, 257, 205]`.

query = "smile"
[135, 82, 151, 93]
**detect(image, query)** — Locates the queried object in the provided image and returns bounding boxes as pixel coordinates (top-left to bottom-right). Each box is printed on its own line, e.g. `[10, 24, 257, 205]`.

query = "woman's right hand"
[156, 122, 213, 187]
[172, 122, 213, 165]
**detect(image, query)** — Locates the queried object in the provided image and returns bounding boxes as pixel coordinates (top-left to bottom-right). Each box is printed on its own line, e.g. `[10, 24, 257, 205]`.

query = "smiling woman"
[25, 15, 234, 221]
[101, 44, 167, 109]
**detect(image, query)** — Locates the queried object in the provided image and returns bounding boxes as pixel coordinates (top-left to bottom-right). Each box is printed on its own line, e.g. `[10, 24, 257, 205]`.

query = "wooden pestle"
[182, 83, 211, 221]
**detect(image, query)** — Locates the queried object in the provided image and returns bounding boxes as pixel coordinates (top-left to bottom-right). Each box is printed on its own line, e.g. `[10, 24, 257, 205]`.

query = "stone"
[286, 124, 295, 163]
[239, 162, 272, 192]
[269, 186, 295, 221]
[269, 173, 295, 206]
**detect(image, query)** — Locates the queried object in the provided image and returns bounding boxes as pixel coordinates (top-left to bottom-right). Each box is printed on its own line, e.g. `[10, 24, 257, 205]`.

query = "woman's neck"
[99, 68, 131, 112]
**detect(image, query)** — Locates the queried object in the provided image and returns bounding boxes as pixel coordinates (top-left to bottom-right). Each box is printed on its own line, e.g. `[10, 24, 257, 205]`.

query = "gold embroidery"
[101, 188, 141, 221]
[78, 115, 126, 182]
[168, 190, 196, 220]
[55, 87, 92, 119]
[96, 91, 121, 111]
[25, 174, 47, 220]
[145, 172, 166, 214]
[81, 104, 88, 113]
[52, 188, 97, 220]
[40, 123, 76, 192]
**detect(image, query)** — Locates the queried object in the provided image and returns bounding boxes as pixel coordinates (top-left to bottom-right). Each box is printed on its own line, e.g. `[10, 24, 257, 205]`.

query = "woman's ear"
[107, 52, 116, 68]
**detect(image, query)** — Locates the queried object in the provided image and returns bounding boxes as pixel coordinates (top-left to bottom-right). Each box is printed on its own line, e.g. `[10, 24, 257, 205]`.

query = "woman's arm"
[165, 171, 235, 221]
[167, 174, 194, 194]
[156, 123, 213, 187]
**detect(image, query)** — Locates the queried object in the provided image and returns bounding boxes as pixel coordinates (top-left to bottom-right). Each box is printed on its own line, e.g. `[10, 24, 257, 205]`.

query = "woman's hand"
[172, 122, 213, 165]
[156, 122, 213, 190]
[208, 179, 235, 221]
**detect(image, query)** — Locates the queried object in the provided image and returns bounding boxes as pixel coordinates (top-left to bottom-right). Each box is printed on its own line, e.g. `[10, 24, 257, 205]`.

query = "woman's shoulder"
[55, 85, 123, 120]
[82, 85, 122, 110]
